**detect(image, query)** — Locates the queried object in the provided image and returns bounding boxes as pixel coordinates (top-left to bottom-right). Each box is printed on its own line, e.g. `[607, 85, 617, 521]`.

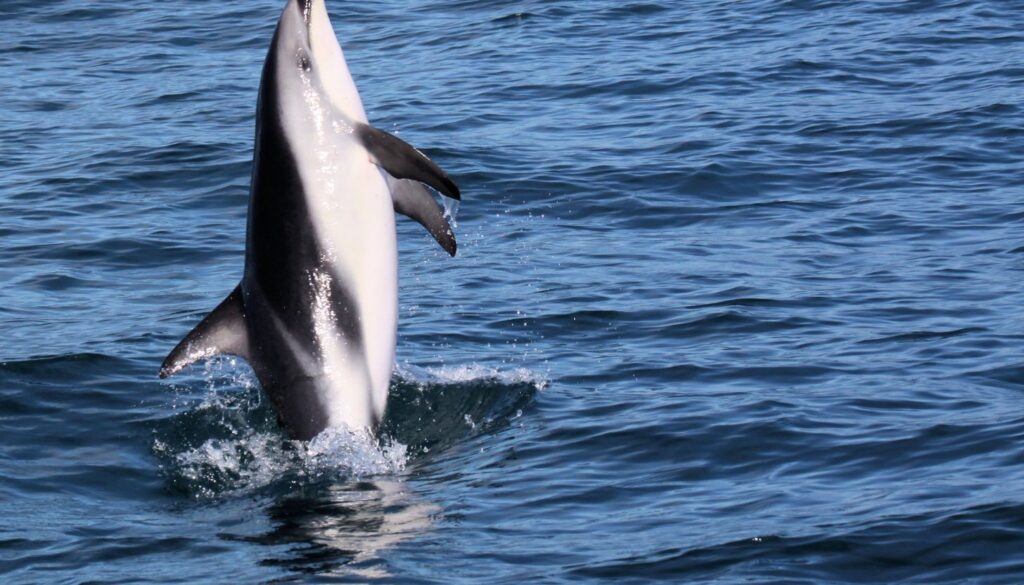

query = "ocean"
[1, 0, 1023, 582]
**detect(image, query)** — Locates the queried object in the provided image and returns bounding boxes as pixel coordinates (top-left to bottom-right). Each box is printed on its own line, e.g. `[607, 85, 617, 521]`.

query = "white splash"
[442, 197, 460, 229]
[306, 425, 408, 476]
[162, 360, 542, 499]
[170, 432, 290, 495]
[422, 363, 549, 389]
[164, 425, 407, 499]
[159, 358, 407, 498]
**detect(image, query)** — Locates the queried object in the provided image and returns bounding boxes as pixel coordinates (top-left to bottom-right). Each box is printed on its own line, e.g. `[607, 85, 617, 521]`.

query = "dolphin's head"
[271, 0, 367, 122]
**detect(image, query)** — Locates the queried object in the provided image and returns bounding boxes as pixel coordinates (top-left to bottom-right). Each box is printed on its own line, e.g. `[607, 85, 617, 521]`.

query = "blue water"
[2, 0, 1023, 582]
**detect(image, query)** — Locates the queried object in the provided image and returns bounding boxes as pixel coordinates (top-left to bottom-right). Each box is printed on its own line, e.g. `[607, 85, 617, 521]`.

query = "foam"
[399, 362, 549, 389]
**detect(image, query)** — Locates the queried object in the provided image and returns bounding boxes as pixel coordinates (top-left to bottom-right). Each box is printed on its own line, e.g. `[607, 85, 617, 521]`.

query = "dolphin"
[159, 0, 460, 440]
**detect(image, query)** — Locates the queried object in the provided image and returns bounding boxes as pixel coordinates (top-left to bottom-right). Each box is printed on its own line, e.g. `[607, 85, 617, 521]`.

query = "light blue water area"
[2, 0, 1023, 582]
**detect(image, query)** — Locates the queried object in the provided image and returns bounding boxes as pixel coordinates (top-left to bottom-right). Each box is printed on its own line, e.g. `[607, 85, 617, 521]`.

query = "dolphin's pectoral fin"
[387, 175, 457, 256]
[159, 285, 251, 379]
[356, 123, 461, 201]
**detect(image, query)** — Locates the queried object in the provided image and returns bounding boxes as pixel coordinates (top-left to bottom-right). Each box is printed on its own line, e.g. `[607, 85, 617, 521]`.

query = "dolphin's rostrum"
[159, 0, 460, 440]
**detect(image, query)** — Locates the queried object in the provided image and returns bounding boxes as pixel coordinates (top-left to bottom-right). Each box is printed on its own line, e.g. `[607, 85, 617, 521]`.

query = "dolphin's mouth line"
[299, 0, 313, 29]
[292, 0, 314, 67]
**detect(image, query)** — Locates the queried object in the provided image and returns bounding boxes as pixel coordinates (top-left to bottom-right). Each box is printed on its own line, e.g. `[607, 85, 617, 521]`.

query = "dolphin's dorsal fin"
[387, 175, 457, 256]
[159, 285, 251, 378]
[356, 123, 461, 201]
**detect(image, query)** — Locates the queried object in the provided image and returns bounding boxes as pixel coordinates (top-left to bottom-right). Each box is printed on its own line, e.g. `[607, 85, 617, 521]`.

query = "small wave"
[382, 363, 543, 455]
[489, 12, 534, 26]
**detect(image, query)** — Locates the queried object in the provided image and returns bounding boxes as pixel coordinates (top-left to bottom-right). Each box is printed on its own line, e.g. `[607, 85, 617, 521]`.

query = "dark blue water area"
[2, 0, 1023, 582]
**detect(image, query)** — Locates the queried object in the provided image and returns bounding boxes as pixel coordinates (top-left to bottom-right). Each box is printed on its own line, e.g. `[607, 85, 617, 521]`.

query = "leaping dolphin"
[159, 0, 460, 440]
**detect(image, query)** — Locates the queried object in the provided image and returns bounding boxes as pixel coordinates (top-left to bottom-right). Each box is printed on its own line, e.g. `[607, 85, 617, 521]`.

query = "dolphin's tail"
[159, 284, 251, 378]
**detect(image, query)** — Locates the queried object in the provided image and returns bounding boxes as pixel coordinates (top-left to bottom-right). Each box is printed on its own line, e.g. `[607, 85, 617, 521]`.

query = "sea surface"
[2, 0, 1023, 583]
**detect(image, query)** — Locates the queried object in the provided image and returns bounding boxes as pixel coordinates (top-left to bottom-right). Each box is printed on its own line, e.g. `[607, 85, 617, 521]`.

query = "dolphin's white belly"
[281, 60, 398, 430]
[307, 173, 397, 431]
[305, 164, 397, 431]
